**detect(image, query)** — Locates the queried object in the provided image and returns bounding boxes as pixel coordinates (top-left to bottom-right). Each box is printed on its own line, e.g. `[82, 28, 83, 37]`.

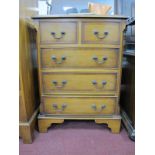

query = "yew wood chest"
[32, 15, 127, 133]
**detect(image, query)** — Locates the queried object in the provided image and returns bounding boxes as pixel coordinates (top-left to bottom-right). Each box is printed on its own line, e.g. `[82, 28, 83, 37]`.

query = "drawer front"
[41, 48, 119, 69]
[42, 72, 117, 93]
[82, 21, 120, 44]
[42, 96, 116, 115]
[40, 21, 78, 44]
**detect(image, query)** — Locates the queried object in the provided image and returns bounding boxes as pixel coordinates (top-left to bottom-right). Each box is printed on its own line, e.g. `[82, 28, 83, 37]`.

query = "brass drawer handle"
[52, 80, 67, 88]
[101, 105, 106, 110]
[92, 80, 97, 85]
[92, 56, 108, 64]
[102, 80, 107, 85]
[94, 31, 109, 39]
[51, 55, 66, 64]
[62, 104, 67, 111]
[52, 103, 67, 113]
[92, 104, 97, 110]
[51, 32, 66, 39]
[91, 104, 106, 112]
[92, 80, 107, 88]
[52, 103, 58, 109]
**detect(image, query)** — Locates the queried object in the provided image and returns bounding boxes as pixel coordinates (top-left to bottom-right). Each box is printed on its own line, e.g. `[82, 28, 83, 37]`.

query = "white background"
[0, 0, 155, 154]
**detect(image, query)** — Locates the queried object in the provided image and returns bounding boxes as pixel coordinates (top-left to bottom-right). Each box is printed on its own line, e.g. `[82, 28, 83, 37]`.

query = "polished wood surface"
[32, 14, 127, 19]
[33, 16, 127, 133]
[38, 115, 121, 133]
[82, 21, 120, 44]
[19, 108, 38, 144]
[19, 0, 38, 144]
[19, 19, 36, 122]
[42, 71, 117, 94]
[19, 91, 27, 121]
[42, 96, 117, 115]
[41, 48, 119, 69]
[40, 21, 78, 44]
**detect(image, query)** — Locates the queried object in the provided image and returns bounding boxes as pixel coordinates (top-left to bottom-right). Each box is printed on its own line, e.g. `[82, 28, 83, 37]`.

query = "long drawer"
[42, 72, 117, 94]
[41, 48, 119, 69]
[41, 96, 117, 115]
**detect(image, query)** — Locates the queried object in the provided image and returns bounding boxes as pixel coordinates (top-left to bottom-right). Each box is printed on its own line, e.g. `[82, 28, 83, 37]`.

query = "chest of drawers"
[32, 15, 127, 133]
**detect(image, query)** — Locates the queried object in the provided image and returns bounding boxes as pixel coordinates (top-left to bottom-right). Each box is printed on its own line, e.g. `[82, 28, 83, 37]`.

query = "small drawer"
[41, 48, 119, 69]
[42, 72, 117, 94]
[42, 96, 117, 115]
[82, 21, 120, 44]
[40, 21, 78, 44]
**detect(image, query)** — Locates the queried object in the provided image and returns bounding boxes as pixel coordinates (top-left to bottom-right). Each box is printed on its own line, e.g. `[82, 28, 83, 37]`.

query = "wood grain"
[41, 48, 119, 69]
[38, 114, 121, 133]
[40, 21, 78, 44]
[42, 72, 117, 94]
[19, 19, 36, 122]
[19, 0, 38, 143]
[32, 16, 127, 134]
[42, 96, 117, 115]
[82, 21, 120, 44]
[19, 108, 38, 143]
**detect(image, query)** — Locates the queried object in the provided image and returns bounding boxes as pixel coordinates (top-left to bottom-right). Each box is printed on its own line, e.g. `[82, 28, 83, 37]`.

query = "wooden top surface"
[32, 14, 128, 20]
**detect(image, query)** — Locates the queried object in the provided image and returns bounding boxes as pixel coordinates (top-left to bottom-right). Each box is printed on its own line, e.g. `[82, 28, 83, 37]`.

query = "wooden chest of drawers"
[32, 15, 127, 133]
